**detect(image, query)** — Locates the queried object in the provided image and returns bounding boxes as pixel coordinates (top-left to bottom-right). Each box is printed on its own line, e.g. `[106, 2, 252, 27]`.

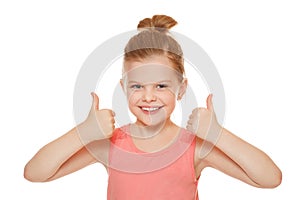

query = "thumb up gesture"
[78, 92, 115, 144]
[186, 94, 221, 143]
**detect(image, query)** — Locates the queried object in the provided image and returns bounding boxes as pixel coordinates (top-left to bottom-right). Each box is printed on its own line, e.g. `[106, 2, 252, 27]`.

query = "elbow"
[259, 167, 282, 189]
[23, 163, 48, 183]
[23, 164, 39, 182]
[23, 169, 36, 182]
[24, 173, 39, 183]
[269, 169, 282, 188]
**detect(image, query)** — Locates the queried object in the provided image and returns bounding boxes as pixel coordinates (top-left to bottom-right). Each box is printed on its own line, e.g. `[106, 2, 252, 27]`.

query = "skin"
[24, 55, 282, 189]
[120, 58, 187, 152]
[189, 94, 282, 187]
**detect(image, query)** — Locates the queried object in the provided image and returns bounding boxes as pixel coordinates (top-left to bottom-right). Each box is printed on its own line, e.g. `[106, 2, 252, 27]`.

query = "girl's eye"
[156, 84, 168, 89]
[130, 84, 143, 89]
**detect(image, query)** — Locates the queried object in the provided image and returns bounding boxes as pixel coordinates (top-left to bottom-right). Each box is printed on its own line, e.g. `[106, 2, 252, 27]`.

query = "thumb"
[91, 92, 100, 110]
[206, 94, 214, 111]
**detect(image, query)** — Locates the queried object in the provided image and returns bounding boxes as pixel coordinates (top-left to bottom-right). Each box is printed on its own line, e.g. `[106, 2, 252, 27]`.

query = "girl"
[24, 15, 282, 199]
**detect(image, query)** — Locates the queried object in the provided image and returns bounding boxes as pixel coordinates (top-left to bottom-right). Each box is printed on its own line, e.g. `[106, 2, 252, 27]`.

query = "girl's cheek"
[159, 89, 177, 99]
[126, 90, 136, 99]
[127, 91, 141, 102]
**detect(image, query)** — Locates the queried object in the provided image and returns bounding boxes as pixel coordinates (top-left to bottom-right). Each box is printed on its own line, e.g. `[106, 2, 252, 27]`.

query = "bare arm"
[189, 94, 282, 188]
[24, 127, 94, 182]
[24, 93, 115, 182]
[198, 129, 282, 188]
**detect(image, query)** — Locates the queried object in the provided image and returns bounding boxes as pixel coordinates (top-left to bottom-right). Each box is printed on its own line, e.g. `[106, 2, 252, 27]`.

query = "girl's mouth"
[139, 106, 164, 114]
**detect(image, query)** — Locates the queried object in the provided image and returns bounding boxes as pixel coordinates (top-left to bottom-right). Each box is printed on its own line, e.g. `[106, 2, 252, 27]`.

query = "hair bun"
[137, 15, 177, 33]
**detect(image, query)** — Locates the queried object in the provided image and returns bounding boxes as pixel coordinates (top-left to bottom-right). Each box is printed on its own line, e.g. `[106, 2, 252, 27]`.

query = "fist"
[78, 92, 115, 144]
[186, 94, 221, 143]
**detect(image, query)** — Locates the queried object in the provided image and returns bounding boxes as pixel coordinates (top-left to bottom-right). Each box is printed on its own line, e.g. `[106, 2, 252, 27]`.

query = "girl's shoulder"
[178, 127, 196, 144]
[110, 124, 131, 142]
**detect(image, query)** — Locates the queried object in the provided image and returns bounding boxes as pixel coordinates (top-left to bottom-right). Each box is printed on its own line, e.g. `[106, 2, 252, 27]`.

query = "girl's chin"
[135, 118, 169, 128]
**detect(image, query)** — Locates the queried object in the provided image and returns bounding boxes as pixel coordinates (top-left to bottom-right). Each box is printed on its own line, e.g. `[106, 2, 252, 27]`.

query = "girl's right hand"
[78, 92, 115, 144]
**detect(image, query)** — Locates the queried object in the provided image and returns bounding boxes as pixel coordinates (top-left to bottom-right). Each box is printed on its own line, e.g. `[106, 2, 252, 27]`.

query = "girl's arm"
[196, 129, 282, 188]
[24, 127, 94, 182]
[24, 93, 115, 182]
[188, 94, 282, 188]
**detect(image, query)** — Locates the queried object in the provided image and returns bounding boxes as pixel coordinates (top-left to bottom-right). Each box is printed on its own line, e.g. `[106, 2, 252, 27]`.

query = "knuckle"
[198, 107, 206, 111]
[192, 108, 198, 113]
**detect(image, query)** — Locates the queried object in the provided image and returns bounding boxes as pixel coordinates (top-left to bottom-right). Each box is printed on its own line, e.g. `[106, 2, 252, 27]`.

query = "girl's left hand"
[186, 94, 221, 142]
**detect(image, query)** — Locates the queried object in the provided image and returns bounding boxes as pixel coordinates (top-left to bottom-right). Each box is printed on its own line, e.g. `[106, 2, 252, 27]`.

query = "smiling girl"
[24, 15, 281, 199]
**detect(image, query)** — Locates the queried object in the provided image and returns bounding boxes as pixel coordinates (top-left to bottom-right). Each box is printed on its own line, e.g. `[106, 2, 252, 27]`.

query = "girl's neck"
[130, 119, 177, 139]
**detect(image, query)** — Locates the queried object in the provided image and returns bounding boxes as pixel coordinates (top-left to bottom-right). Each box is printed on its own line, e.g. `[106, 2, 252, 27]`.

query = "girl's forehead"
[124, 55, 173, 70]
[123, 63, 182, 83]
[123, 56, 182, 83]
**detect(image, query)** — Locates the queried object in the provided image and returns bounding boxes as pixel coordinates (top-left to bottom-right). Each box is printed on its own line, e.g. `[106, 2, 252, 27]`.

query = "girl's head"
[121, 15, 187, 127]
[123, 15, 185, 78]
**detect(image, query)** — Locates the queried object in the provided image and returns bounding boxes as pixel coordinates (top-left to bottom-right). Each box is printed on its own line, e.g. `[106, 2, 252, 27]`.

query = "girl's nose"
[142, 87, 156, 102]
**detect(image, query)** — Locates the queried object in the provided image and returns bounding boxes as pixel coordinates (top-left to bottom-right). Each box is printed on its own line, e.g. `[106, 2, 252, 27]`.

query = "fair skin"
[120, 59, 187, 152]
[24, 55, 281, 189]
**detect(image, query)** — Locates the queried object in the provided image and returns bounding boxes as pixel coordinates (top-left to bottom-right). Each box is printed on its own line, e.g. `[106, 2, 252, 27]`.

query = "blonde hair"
[124, 15, 185, 76]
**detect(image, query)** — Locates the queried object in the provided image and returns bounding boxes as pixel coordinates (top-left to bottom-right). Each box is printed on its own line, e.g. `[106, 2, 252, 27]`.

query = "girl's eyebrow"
[128, 81, 139, 84]
[128, 80, 173, 84]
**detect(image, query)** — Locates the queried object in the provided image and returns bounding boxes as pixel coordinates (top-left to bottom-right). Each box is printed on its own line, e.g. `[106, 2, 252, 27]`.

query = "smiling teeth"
[142, 107, 160, 111]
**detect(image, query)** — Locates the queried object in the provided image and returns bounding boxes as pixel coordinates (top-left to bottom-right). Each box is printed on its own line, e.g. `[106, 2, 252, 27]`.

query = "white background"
[1, 0, 299, 199]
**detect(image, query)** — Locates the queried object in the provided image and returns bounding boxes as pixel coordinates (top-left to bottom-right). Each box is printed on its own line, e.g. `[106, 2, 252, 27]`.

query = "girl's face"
[121, 56, 187, 127]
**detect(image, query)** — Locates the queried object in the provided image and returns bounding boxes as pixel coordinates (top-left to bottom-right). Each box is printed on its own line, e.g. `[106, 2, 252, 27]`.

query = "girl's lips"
[139, 106, 164, 114]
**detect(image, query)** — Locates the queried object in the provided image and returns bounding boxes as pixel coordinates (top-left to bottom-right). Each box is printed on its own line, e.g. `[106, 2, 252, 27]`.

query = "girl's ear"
[120, 79, 125, 93]
[177, 78, 188, 100]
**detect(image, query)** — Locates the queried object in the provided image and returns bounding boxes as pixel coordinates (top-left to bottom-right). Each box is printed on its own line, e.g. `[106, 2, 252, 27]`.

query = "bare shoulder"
[194, 136, 227, 176]
[194, 137, 211, 178]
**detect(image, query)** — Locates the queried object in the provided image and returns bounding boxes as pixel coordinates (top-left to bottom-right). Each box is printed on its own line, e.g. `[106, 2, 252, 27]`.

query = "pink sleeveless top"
[107, 125, 199, 200]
